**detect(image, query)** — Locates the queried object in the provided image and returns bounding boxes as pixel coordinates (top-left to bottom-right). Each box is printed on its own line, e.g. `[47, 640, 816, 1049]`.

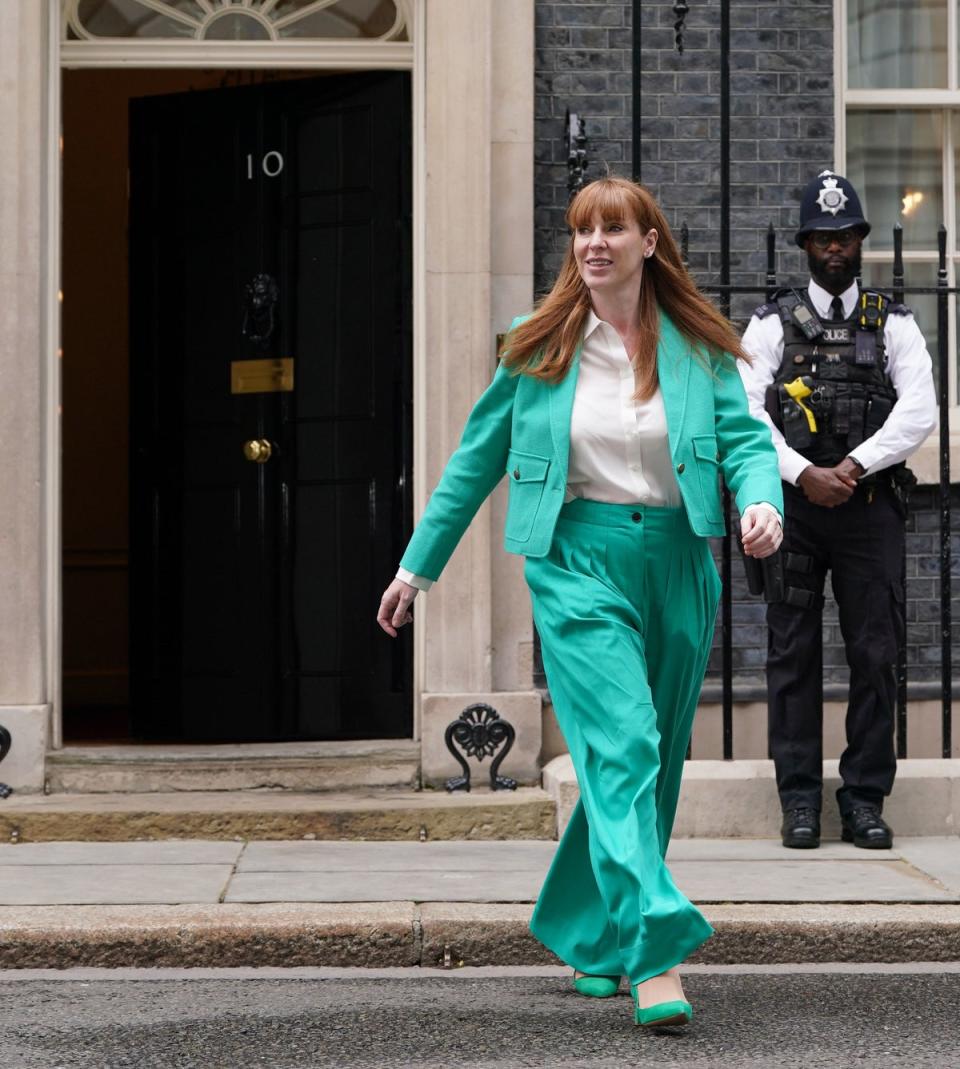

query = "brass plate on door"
[231, 358, 294, 394]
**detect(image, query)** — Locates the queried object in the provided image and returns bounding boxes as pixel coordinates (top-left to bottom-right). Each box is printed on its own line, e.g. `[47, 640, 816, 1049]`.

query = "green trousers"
[527, 498, 720, 985]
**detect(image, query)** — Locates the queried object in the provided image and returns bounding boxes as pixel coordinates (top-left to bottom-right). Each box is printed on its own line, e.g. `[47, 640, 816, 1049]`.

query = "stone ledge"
[698, 903, 960, 965]
[541, 753, 578, 832]
[0, 706, 49, 792]
[541, 757, 960, 838]
[424, 901, 960, 967]
[46, 741, 422, 794]
[0, 903, 419, 969]
[0, 901, 956, 969]
[47, 740, 422, 764]
[0, 788, 556, 843]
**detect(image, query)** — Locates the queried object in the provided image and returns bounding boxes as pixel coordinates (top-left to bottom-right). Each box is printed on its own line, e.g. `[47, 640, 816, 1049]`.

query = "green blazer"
[400, 310, 783, 582]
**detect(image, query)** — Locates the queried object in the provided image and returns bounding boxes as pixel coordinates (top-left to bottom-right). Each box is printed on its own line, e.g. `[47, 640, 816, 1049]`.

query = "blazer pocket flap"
[692, 435, 720, 463]
[506, 449, 551, 483]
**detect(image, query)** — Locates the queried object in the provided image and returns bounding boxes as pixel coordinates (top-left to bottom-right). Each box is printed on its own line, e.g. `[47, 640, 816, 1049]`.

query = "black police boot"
[841, 806, 893, 849]
[781, 807, 820, 849]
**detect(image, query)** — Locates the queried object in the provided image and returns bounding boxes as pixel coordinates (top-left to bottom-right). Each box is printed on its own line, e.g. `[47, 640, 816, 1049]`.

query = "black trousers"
[767, 481, 904, 815]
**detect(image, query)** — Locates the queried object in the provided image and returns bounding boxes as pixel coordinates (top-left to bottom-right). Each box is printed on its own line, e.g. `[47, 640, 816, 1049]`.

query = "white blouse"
[565, 311, 681, 506]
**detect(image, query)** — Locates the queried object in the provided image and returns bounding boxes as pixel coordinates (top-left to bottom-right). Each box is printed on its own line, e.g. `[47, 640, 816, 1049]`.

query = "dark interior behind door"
[130, 72, 412, 742]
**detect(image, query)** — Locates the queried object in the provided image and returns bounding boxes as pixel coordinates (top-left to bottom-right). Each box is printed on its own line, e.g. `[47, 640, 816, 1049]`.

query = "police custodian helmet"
[794, 170, 871, 247]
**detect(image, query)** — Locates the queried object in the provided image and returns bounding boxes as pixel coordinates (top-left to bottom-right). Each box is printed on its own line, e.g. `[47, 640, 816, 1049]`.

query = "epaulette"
[754, 287, 795, 320]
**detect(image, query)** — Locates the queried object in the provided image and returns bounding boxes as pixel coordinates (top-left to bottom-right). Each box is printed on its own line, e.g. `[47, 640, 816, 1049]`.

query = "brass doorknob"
[243, 438, 273, 463]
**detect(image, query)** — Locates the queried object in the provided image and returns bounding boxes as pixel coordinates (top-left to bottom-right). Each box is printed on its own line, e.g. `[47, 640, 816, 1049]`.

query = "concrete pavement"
[0, 837, 957, 967]
[1, 837, 959, 905]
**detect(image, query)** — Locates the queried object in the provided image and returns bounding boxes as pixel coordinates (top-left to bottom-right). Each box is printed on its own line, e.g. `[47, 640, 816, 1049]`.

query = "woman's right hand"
[377, 578, 419, 638]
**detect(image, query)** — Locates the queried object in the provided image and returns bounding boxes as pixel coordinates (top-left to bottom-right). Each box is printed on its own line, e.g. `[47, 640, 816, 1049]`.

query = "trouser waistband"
[559, 497, 693, 535]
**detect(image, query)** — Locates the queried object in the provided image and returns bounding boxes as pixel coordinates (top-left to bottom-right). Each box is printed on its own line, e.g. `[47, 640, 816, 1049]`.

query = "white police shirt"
[739, 278, 937, 485]
[399, 311, 777, 592]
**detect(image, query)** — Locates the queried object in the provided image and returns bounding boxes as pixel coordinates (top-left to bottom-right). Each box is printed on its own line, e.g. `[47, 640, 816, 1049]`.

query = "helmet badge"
[816, 175, 849, 217]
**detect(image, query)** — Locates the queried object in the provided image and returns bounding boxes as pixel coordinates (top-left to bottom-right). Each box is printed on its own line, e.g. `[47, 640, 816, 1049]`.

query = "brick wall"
[636, 0, 835, 321]
[535, 0, 633, 295]
[535, 0, 836, 310]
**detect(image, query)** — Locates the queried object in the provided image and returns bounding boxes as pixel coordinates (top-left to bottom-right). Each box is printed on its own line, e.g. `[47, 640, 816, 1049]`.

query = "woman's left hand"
[740, 505, 782, 559]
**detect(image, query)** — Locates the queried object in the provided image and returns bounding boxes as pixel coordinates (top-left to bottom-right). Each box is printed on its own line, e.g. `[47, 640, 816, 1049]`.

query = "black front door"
[129, 73, 412, 742]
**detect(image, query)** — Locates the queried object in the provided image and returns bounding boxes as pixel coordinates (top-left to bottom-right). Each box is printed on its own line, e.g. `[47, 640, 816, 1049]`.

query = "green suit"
[400, 310, 782, 985]
[400, 311, 782, 579]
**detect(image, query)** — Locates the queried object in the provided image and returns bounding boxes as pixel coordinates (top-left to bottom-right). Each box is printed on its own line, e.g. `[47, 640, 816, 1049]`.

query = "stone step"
[543, 756, 960, 838]
[45, 740, 421, 794]
[0, 787, 556, 843]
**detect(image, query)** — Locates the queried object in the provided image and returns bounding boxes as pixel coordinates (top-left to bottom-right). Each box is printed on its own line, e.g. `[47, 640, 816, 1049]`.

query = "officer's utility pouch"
[833, 394, 851, 436]
[737, 537, 785, 604]
[762, 553, 785, 603]
[865, 395, 893, 436]
[780, 397, 813, 449]
[889, 464, 917, 520]
[784, 552, 814, 576]
[846, 397, 867, 449]
[783, 586, 821, 610]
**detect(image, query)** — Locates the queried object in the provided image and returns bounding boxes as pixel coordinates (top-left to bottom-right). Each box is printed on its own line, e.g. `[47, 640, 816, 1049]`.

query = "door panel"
[130, 73, 412, 742]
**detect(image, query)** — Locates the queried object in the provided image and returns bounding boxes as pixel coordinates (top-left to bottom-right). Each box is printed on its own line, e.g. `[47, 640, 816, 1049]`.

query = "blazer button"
[677, 462, 685, 474]
[513, 468, 521, 480]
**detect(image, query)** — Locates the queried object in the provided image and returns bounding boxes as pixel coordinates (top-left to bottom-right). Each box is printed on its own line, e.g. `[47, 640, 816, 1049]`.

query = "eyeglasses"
[808, 230, 861, 250]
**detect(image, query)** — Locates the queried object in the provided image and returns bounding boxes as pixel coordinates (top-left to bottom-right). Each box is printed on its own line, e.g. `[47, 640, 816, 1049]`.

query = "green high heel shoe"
[631, 984, 692, 1027]
[572, 970, 621, 998]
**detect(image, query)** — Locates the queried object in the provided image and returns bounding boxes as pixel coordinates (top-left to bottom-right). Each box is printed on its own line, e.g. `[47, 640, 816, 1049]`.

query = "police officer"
[740, 171, 937, 850]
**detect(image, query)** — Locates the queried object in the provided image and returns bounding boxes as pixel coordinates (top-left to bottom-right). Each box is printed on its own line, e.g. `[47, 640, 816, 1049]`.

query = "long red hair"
[501, 176, 748, 399]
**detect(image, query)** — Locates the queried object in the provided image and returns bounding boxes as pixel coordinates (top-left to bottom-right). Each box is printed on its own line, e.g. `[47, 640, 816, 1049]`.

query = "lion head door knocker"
[241, 273, 280, 347]
[0, 724, 13, 799]
[444, 703, 518, 793]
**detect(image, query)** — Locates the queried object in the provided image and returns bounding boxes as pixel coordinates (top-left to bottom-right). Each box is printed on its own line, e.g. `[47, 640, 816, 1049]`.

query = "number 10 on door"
[246, 152, 284, 179]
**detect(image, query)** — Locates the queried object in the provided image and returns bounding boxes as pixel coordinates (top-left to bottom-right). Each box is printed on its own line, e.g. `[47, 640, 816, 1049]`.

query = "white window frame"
[835, 0, 959, 425]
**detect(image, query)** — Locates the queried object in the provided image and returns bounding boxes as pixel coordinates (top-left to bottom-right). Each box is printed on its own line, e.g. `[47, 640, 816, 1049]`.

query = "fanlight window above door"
[64, 0, 410, 42]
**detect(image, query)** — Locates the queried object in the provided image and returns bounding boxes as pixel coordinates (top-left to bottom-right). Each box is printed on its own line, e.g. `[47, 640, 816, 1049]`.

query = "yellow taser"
[784, 377, 818, 433]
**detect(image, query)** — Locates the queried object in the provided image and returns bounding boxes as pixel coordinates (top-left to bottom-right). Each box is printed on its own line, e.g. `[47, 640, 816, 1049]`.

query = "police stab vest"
[758, 288, 907, 468]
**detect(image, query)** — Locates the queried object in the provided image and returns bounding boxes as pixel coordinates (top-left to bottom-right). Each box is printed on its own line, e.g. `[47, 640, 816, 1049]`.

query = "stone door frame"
[16, 0, 536, 775]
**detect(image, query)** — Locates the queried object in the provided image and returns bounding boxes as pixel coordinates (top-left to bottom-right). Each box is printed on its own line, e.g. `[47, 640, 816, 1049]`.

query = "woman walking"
[378, 176, 782, 1027]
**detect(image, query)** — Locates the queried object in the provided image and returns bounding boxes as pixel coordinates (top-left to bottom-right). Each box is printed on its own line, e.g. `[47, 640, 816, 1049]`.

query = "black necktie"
[830, 297, 845, 322]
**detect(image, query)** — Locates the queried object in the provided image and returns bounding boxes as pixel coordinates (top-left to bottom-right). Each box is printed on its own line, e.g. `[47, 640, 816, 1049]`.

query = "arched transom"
[64, 0, 411, 42]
